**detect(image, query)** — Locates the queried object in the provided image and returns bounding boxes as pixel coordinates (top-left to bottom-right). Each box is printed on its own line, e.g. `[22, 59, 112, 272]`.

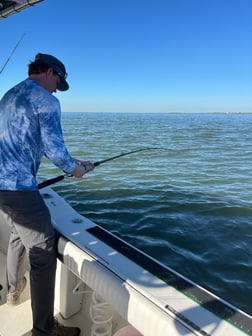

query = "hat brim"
[57, 77, 69, 91]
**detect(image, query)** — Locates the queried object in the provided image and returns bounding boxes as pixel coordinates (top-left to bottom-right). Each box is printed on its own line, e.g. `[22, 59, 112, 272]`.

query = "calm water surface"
[38, 112, 252, 315]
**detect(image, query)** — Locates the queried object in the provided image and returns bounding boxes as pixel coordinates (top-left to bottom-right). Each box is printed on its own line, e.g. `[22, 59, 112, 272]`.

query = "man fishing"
[0, 53, 94, 336]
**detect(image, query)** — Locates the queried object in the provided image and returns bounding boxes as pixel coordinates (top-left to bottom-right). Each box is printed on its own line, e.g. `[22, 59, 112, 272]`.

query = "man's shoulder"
[4, 78, 55, 100]
[27, 79, 60, 109]
[1, 78, 60, 114]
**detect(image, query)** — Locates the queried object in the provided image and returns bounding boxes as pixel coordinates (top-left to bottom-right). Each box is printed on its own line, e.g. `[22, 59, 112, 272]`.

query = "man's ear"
[45, 68, 54, 77]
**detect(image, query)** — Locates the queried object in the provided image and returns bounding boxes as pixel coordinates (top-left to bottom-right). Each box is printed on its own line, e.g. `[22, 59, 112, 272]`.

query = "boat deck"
[0, 252, 30, 335]
[0, 251, 91, 336]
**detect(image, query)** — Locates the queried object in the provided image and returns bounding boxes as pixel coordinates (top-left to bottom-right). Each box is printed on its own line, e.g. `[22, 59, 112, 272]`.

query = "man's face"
[44, 68, 61, 93]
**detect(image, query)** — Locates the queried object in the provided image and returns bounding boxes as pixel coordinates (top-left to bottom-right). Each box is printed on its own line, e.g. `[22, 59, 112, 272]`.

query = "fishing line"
[0, 32, 26, 74]
[38, 147, 169, 189]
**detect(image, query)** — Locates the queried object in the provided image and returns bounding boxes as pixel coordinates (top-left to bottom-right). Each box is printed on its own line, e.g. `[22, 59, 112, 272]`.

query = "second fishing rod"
[38, 147, 169, 189]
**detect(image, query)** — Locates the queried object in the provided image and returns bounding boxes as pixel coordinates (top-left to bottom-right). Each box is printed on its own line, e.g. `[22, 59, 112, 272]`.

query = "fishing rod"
[94, 147, 167, 166]
[0, 32, 26, 74]
[38, 147, 168, 189]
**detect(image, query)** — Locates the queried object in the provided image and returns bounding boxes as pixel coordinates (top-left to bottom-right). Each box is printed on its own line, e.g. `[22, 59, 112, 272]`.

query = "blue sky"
[1, 0, 252, 113]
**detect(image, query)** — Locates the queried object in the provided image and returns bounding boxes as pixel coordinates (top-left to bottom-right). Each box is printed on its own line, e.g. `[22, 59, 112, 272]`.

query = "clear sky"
[1, 0, 252, 113]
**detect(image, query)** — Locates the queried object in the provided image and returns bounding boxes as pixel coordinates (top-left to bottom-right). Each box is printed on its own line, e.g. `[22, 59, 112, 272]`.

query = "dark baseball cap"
[35, 53, 69, 91]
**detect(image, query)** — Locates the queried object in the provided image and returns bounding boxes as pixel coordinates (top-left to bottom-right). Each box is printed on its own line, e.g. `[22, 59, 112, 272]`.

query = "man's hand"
[72, 159, 94, 178]
[80, 161, 94, 173]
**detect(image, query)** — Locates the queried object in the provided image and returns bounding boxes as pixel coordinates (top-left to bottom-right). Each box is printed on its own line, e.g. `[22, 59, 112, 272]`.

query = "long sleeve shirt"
[0, 78, 75, 190]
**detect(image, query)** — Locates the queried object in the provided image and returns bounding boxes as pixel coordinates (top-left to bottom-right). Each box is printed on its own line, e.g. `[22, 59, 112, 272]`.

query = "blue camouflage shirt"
[0, 78, 76, 190]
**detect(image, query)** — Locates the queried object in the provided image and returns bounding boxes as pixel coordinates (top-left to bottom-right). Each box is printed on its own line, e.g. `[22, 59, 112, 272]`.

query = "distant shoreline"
[62, 111, 252, 114]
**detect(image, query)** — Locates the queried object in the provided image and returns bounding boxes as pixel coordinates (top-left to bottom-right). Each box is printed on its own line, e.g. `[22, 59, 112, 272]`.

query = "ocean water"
[38, 112, 252, 315]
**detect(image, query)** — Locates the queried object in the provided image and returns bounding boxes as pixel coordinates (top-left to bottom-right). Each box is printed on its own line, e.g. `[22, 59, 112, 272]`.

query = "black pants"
[0, 190, 57, 335]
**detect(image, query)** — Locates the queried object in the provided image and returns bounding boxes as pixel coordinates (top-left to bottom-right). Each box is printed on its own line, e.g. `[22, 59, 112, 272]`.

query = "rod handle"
[38, 174, 65, 189]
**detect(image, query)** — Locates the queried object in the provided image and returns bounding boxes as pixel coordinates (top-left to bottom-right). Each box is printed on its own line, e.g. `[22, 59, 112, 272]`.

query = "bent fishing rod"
[0, 33, 26, 75]
[38, 147, 168, 189]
